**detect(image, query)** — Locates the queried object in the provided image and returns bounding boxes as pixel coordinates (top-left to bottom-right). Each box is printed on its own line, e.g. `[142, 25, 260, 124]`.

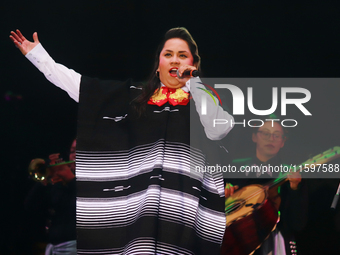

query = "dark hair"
[132, 27, 200, 115]
[251, 114, 288, 138]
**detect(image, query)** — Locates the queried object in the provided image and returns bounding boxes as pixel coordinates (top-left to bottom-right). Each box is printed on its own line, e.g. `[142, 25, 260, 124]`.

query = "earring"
[156, 71, 159, 78]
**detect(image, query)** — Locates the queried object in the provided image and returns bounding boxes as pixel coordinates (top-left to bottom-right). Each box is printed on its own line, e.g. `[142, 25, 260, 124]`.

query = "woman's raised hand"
[10, 29, 40, 55]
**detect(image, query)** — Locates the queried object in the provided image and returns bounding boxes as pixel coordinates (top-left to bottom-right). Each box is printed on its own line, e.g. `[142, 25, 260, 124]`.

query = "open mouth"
[169, 68, 178, 77]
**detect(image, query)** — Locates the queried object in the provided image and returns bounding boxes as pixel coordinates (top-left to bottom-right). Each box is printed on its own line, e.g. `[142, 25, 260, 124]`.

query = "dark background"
[2, 0, 340, 254]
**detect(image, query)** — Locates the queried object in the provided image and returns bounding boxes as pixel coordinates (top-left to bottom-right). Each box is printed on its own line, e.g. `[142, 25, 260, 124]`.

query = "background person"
[25, 139, 77, 255]
[223, 118, 308, 255]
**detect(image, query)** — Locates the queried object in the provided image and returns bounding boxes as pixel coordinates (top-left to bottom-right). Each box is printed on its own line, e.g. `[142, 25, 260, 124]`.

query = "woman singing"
[10, 27, 234, 255]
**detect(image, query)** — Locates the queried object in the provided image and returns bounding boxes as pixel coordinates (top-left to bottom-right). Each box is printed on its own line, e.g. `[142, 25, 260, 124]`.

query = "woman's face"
[252, 121, 285, 159]
[157, 38, 195, 89]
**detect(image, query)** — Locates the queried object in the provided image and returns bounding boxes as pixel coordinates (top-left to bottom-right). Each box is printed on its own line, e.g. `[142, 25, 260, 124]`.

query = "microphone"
[176, 69, 200, 79]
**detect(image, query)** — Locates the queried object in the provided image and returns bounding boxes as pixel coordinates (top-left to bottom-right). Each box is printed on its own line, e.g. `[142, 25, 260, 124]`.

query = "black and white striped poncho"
[75, 77, 226, 255]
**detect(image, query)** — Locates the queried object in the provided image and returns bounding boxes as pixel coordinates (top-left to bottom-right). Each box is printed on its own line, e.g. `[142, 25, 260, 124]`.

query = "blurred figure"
[223, 119, 308, 255]
[25, 140, 76, 255]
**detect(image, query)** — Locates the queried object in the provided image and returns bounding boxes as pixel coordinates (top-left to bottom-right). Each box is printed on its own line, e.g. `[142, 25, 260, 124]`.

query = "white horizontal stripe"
[76, 186, 225, 239]
[76, 140, 208, 182]
[77, 238, 194, 255]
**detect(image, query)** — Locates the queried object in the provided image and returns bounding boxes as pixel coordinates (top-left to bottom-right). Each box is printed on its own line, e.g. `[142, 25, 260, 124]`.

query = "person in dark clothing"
[11, 27, 234, 254]
[25, 139, 77, 255]
[224, 119, 308, 255]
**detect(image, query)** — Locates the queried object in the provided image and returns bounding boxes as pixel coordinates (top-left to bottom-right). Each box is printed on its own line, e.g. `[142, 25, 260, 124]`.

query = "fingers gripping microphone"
[176, 69, 200, 79]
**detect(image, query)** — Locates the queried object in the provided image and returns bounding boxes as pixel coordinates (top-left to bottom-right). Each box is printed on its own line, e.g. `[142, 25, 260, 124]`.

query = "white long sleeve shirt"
[25, 43, 233, 140]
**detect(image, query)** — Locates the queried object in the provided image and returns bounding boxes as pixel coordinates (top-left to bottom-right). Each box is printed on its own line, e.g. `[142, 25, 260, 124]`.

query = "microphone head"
[176, 69, 183, 79]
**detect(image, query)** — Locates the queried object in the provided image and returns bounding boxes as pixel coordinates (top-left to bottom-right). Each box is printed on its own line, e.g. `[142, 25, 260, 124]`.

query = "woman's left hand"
[176, 65, 197, 85]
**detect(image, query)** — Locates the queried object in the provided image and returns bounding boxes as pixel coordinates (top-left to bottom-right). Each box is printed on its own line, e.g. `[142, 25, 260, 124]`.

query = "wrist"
[290, 182, 300, 190]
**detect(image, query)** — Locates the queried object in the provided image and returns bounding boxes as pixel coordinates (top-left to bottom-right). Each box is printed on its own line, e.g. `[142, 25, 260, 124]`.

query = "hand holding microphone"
[176, 65, 200, 79]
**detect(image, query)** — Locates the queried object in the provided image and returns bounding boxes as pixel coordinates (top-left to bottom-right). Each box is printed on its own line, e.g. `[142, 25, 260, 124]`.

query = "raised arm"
[10, 29, 81, 102]
[10, 29, 40, 55]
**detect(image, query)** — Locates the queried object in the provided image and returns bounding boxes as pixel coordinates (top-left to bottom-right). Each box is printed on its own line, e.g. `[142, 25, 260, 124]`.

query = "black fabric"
[75, 76, 226, 255]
